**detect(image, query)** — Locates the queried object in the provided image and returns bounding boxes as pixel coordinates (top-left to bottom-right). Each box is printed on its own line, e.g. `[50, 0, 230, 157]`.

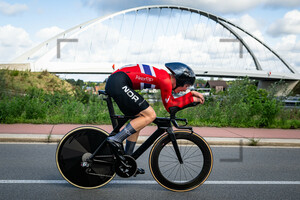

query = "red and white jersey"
[113, 64, 194, 112]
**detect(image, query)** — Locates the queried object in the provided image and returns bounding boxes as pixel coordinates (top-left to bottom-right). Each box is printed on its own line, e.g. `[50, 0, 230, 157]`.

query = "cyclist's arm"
[191, 91, 205, 104]
[159, 78, 194, 112]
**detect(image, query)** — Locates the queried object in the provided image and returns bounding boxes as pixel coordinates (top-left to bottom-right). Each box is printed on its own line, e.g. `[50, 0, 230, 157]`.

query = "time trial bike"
[56, 90, 213, 192]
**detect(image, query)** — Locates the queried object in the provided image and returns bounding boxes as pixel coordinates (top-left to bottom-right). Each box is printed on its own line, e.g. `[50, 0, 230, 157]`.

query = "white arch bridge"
[9, 5, 300, 93]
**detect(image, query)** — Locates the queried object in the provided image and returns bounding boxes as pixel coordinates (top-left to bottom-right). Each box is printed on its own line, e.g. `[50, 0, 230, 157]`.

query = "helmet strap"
[170, 74, 178, 90]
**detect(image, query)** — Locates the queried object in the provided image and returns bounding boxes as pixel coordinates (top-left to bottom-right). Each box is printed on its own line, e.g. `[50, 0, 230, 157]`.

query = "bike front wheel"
[56, 126, 115, 189]
[149, 131, 213, 192]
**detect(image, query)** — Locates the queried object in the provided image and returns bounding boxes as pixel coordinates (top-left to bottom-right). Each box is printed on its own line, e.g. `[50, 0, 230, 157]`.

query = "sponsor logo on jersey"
[165, 96, 171, 103]
[135, 75, 154, 82]
[122, 86, 139, 102]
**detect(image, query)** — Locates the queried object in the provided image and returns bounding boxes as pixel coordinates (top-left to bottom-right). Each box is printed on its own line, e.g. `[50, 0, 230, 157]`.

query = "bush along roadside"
[169, 78, 300, 128]
[0, 78, 299, 128]
[0, 87, 110, 124]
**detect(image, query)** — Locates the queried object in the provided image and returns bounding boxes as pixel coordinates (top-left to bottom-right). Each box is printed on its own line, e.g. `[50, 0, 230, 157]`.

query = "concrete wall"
[258, 80, 299, 96]
[0, 63, 31, 71]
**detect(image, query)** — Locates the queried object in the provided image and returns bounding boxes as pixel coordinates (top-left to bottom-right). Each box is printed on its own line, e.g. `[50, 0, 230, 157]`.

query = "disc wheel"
[149, 131, 213, 192]
[56, 126, 115, 189]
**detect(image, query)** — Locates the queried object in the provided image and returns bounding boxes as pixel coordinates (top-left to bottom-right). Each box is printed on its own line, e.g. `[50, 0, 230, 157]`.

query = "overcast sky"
[0, 0, 300, 80]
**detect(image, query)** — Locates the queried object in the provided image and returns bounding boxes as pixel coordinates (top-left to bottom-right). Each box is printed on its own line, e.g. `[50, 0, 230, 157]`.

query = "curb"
[204, 137, 300, 147]
[1, 134, 300, 147]
[0, 134, 53, 143]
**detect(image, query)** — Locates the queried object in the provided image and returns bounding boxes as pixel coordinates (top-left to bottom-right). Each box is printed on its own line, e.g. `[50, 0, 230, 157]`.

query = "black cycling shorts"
[105, 72, 149, 116]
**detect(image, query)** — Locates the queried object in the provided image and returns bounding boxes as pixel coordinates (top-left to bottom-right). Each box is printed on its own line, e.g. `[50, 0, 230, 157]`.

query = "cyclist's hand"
[191, 91, 205, 104]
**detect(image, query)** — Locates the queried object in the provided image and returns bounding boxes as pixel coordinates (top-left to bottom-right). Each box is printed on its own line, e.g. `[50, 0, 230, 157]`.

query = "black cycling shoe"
[106, 137, 126, 162]
[134, 168, 145, 177]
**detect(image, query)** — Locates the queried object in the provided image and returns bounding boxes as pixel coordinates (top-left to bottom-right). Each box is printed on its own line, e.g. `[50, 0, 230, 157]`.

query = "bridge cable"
[149, 8, 162, 65]
[137, 8, 150, 62]
[179, 10, 192, 61]
[124, 10, 138, 64]
[157, 8, 173, 64]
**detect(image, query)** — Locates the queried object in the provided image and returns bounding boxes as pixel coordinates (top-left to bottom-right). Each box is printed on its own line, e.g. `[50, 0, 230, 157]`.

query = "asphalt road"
[0, 143, 299, 200]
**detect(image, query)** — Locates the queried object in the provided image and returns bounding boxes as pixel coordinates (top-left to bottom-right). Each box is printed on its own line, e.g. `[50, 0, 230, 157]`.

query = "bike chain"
[85, 168, 114, 178]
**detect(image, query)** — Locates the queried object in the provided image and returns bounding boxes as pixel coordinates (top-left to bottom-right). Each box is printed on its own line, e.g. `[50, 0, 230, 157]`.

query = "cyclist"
[105, 62, 205, 175]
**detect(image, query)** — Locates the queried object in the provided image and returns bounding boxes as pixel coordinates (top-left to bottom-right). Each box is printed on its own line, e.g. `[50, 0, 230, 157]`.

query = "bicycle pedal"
[134, 168, 145, 177]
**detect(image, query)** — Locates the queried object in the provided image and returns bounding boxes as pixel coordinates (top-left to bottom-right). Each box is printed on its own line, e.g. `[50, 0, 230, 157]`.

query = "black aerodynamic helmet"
[165, 62, 196, 88]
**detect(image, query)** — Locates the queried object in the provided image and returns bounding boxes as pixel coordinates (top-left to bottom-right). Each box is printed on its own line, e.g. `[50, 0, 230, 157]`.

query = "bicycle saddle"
[98, 90, 108, 95]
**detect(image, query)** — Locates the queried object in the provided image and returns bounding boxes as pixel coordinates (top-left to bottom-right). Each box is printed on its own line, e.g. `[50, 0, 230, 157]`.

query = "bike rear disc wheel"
[149, 131, 213, 192]
[56, 126, 115, 189]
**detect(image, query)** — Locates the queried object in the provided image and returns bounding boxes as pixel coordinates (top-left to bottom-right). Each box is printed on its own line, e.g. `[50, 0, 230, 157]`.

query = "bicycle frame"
[92, 90, 194, 162]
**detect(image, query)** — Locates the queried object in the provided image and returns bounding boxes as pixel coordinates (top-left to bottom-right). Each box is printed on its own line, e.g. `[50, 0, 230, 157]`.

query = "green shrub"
[10, 70, 19, 76]
[0, 77, 298, 128]
[86, 102, 109, 123]
[24, 98, 47, 120]
[219, 78, 281, 127]
[61, 101, 85, 123]
[0, 96, 26, 122]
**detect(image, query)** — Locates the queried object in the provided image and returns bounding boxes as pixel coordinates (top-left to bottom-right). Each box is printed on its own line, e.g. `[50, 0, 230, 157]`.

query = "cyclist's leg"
[126, 132, 140, 144]
[125, 106, 156, 154]
[107, 109, 156, 163]
[126, 106, 156, 151]
[125, 139, 145, 176]
[125, 130, 140, 155]
[107, 106, 156, 148]
[130, 106, 156, 131]
[125, 139, 136, 155]
[123, 108, 156, 175]
[105, 72, 156, 159]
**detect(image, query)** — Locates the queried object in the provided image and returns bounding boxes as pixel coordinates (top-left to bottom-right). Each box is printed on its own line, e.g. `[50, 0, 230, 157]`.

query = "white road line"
[0, 180, 300, 185]
[205, 181, 300, 185]
[0, 180, 67, 184]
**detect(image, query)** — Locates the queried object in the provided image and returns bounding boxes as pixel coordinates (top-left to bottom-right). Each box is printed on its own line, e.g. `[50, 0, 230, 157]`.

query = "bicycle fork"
[167, 128, 183, 164]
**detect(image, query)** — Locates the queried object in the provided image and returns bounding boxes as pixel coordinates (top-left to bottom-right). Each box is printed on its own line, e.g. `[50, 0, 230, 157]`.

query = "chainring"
[115, 155, 137, 178]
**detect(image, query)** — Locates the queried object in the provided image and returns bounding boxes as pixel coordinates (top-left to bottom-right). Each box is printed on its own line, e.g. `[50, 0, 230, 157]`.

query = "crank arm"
[85, 168, 114, 178]
[93, 159, 115, 165]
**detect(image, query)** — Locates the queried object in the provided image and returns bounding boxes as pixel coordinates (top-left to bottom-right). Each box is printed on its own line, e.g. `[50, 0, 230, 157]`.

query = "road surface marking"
[1, 180, 300, 185]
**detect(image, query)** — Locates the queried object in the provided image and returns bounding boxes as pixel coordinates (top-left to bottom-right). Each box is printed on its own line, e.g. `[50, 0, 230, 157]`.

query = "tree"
[66, 79, 76, 86]
[76, 79, 84, 87]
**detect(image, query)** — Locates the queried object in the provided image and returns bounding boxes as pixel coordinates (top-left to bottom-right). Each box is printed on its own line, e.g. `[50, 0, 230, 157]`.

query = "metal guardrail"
[282, 97, 300, 108]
